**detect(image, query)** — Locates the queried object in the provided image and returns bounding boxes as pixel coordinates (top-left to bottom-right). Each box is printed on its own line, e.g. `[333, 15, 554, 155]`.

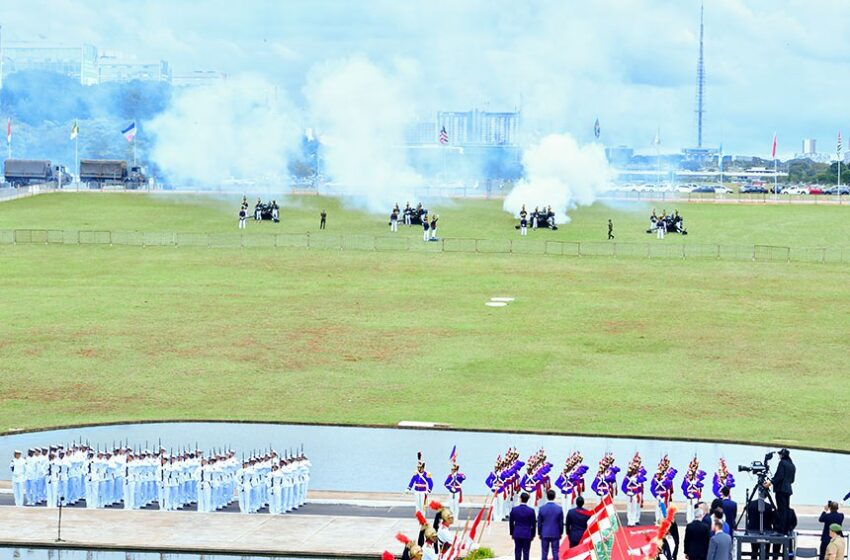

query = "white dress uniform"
[9, 453, 26, 506]
[25, 453, 40, 505]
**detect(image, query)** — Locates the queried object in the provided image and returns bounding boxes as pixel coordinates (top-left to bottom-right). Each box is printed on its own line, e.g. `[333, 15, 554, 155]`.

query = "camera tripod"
[736, 476, 777, 534]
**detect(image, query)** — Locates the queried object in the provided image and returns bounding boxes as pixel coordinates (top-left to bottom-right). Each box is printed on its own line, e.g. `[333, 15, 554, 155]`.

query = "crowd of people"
[389, 203, 439, 241]
[516, 205, 558, 235]
[648, 209, 687, 238]
[8, 443, 311, 514]
[238, 196, 281, 228]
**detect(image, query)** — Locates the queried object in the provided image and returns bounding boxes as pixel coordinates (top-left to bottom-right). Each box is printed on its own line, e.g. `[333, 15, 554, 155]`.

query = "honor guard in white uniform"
[237, 461, 252, 513]
[10, 451, 26, 506]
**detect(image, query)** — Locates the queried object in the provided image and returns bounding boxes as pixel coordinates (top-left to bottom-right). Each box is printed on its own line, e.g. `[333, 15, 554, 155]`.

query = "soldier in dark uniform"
[404, 203, 412, 226]
[390, 208, 399, 232]
[422, 214, 430, 242]
[320, 210, 327, 230]
[519, 206, 528, 236]
[429, 214, 438, 240]
[271, 201, 280, 223]
[238, 206, 247, 229]
[608, 219, 614, 240]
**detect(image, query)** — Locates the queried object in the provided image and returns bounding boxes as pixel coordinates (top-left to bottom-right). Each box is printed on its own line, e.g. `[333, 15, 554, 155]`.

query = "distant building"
[802, 138, 816, 154]
[436, 109, 520, 146]
[1, 42, 99, 85]
[681, 147, 719, 163]
[405, 122, 437, 145]
[98, 52, 171, 83]
[171, 70, 228, 87]
[605, 145, 634, 166]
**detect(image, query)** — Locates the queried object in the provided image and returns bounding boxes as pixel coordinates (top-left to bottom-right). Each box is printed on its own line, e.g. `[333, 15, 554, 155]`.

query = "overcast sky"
[1, 0, 848, 157]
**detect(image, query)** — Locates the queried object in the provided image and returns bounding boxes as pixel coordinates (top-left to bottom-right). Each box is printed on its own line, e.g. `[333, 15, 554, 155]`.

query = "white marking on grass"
[490, 297, 515, 302]
[485, 302, 508, 307]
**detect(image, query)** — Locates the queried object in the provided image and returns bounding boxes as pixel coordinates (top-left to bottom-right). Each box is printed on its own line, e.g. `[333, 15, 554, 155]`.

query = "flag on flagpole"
[6, 118, 11, 144]
[122, 121, 137, 142]
[70, 120, 79, 140]
[439, 126, 449, 145]
[838, 131, 842, 159]
[652, 127, 660, 146]
[771, 132, 777, 159]
[449, 445, 457, 462]
[594, 118, 601, 140]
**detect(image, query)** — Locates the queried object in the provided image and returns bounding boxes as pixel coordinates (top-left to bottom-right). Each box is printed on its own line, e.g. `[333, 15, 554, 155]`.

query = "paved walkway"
[0, 490, 831, 557]
[0, 505, 515, 557]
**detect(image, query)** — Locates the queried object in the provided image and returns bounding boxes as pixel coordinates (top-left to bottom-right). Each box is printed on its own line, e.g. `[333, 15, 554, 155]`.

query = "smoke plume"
[304, 56, 424, 213]
[503, 134, 613, 223]
[147, 75, 303, 188]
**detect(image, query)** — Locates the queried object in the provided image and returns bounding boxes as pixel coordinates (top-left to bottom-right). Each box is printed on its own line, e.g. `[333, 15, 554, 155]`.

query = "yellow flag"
[70, 120, 79, 140]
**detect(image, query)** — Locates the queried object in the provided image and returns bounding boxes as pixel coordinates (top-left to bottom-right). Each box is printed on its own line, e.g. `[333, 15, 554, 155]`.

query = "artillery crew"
[519, 206, 528, 236]
[8, 444, 310, 515]
[390, 206, 399, 232]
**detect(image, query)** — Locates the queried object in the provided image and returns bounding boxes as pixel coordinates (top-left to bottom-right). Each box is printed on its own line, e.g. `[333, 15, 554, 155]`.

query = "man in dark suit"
[720, 487, 738, 534]
[538, 490, 564, 560]
[766, 449, 795, 518]
[510, 492, 537, 560]
[566, 495, 593, 548]
[684, 512, 712, 560]
[819, 502, 845, 560]
[707, 520, 732, 560]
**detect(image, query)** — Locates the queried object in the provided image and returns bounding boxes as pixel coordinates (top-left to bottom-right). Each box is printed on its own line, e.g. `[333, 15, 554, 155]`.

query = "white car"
[783, 186, 809, 195]
[714, 186, 733, 194]
[677, 185, 695, 193]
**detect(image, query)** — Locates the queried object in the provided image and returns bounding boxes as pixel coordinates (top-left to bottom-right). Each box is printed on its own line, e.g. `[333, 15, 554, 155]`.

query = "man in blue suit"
[510, 492, 537, 560]
[566, 495, 592, 548]
[539, 489, 564, 560]
[719, 487, 737, 534]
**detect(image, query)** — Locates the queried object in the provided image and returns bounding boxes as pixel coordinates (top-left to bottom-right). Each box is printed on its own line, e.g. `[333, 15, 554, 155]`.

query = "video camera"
[738, 451, 775, 483]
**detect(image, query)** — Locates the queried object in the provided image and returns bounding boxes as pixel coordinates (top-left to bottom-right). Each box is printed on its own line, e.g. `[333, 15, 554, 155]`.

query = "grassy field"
[3, 191, 850, 247]
[0, 193, 848, 449]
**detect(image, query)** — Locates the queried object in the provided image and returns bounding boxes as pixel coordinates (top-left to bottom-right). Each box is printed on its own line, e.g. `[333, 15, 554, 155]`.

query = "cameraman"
[764, 449, 795, 517]
[819, 502, 844, 560]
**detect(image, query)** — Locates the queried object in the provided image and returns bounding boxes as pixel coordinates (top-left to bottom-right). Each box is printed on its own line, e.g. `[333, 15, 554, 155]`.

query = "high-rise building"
[98, 56, 171, 83]
[435, 109, 519, 146]
[1, 42, 99, 85]
[802, 138, 816, 155]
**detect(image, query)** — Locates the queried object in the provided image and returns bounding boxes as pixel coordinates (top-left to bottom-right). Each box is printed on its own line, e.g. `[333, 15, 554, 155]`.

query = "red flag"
[560, 539, 597, 560]
[467, 505, 486, 542]
[771, 132, 777, 159]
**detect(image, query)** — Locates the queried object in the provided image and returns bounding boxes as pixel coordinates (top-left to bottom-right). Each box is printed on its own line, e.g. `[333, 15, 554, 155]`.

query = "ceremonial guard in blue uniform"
[650, 455, 677, 523]
[554, 451, 588, 509]
[712, 458, 735, 498]
[621, 452, 646, 526]
[681, 456, 706, 522]
[591, 452, 620, 498]
[444, 450, 465, 520]
[407, 452, 433, 515]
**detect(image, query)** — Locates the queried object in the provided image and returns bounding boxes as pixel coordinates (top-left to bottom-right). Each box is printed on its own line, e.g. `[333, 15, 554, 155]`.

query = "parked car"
[741, 185, 768, 194]
[823, 186, 850, 195]
[714, 186, 733, 194]
[808, 186, 825, 195]
[691, 185, 716, 193]
[783, 186, 809, 195]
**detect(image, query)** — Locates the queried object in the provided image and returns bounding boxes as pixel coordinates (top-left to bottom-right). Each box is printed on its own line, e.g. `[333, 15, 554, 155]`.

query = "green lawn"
[0, 193, 848, 449]
[2, 191, 850, 248]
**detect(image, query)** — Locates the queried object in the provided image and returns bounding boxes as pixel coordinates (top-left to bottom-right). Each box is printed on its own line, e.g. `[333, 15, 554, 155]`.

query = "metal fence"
[2, 228, 850, 265]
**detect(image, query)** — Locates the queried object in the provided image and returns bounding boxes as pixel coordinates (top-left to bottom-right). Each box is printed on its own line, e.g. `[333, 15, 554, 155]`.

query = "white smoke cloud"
[304, 56, 424, 213]
[503, 134, 613, 223]
[148, 74, 303, 187]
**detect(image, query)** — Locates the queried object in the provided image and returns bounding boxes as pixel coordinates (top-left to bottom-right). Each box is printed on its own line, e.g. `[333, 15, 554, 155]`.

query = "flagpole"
[75, 130, 79, 186]
[837, 132, 842, 205]
[774, 157, 777, 202]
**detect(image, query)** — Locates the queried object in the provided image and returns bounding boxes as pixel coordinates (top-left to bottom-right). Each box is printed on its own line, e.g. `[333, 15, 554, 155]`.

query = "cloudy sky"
[1, 0, 847, 157]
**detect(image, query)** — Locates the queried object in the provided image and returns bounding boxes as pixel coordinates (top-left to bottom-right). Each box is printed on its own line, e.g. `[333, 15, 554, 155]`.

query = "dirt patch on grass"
[602, 320, 647, 334]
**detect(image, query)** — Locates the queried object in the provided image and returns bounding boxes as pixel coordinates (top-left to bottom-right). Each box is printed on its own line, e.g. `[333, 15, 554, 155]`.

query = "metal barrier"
[2, 228, 850, 265]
